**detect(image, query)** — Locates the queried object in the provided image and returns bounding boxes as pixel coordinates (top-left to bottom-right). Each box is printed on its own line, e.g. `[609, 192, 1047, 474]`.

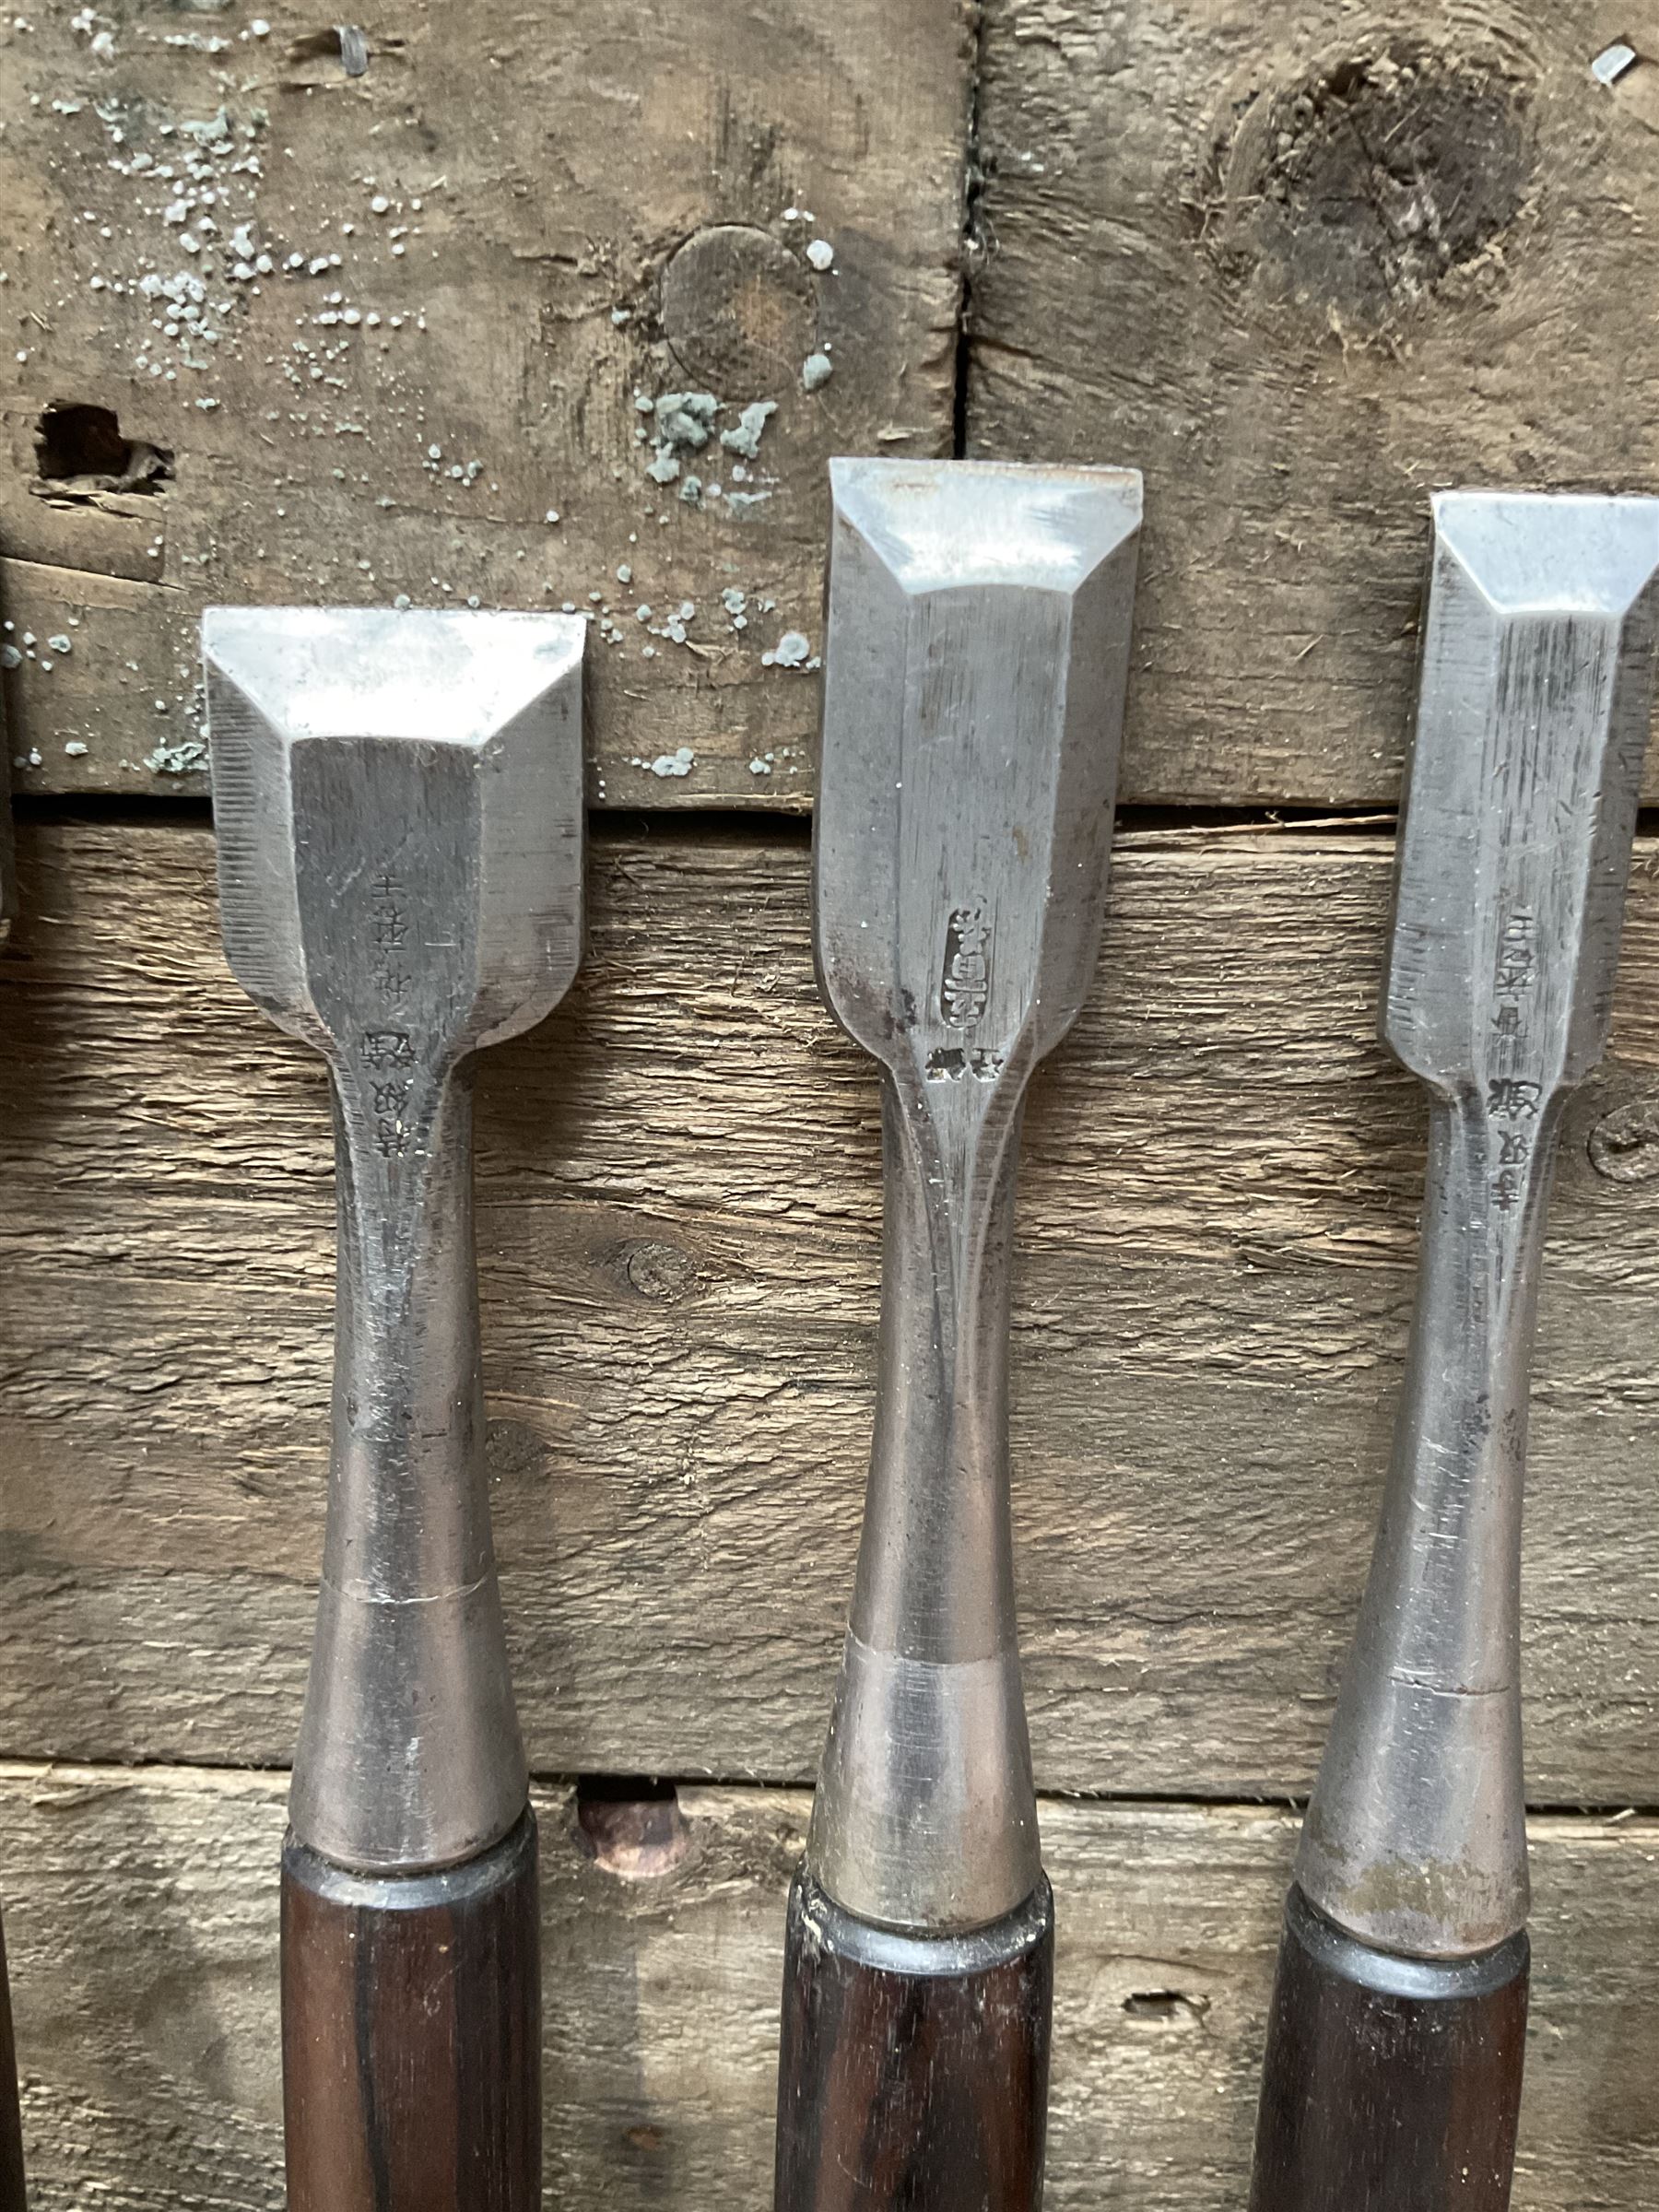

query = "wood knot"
[575, 1778, 692, 1880]
[660, 224, 814, 397]
[623, 1239, 699, 1302]
[1588, 1098, 1659, 1183]
[1192, 45, 1535, 331]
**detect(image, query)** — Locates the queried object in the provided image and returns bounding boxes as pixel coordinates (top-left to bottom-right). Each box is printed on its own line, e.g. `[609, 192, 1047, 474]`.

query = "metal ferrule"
[1296, 1085, 1557, 1958]
[806, 1067, 1041, 1936]
[290, 1055, 528, 1875]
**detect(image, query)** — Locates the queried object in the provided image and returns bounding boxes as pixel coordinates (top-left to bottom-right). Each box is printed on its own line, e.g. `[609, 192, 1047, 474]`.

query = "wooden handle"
[0, 1905, 26, 2212]
[1250, 1883, 1528, 2212]
[773, 1867, 1053, 2212]
[281, 1811, 539, 2212]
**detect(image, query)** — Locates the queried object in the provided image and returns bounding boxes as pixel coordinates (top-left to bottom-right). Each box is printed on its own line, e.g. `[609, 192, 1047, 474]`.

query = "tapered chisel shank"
[1251, 492, 1659, 2212]
[206, 607, 585, 2212]
[774, 457, 1141, 2212]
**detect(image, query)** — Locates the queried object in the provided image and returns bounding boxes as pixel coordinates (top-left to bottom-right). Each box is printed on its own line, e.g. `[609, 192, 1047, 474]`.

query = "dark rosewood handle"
[1250, 1884, 1529, 2212]
[281, 1812, 540, 2212]
[0, 1906, 25, 2212]
[773, 1868, 1053, 2212]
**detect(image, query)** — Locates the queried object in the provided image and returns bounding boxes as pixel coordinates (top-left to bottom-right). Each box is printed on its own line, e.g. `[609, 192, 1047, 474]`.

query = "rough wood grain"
[6, 819, 1659, 1797]
[969, 0, 1659, 804]
[0, 0, 970, 803]
[0, 1765, 1653, 2210]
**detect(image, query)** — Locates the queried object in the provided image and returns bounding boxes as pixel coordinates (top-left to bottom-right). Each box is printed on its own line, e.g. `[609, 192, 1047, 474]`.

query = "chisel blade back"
[203, 606, 585, 1058]
[1385, 492, 1659, 1100]
[814, 458, 1140, 1088]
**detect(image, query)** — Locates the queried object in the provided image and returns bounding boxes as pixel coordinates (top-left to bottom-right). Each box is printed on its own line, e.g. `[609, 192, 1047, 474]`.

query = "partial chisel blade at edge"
[0, 661, 26, 2212]
[1250, 492, 1659, 2212]
[773, 457, 1142, 2212]
[205, 607, 585, 2212]
[0, 1900, 20, 2212]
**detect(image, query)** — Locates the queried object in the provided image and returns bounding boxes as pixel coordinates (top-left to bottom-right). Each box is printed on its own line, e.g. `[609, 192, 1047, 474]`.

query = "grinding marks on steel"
[203, 606, 585, 1875]
[806, 457, 1142, 1934]
[1297, 492, 1659, 1960]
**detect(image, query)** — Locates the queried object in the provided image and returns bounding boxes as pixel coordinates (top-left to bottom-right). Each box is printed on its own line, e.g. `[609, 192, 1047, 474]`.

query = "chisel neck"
[855, 1066, 1025, 1644]
[1297, 1082, 1564, 1958]
[288, 1051, 528, 1875]
[806, 1062, 1040, 1935]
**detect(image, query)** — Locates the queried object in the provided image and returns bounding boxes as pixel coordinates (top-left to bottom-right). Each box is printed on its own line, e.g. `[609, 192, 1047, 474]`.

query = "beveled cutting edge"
[806, 456, 1141, 1935]
[1297, 492, 1659, 1959]
[206, 606, 584, 1875]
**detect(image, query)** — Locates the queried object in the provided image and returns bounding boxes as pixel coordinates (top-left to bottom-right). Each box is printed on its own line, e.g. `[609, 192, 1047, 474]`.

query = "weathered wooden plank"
[969, 0, 1659, 804]
[1, 1764, 1653, 2209]
[0, 0, 970, 802]
[5, 818, 1659, 1795]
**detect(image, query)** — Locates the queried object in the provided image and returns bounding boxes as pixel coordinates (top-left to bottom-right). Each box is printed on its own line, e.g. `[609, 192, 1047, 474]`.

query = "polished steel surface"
[1298, 493, 1659, 1959]
[806, 457, 1141, 1933]
[205, 607, 584, 1874]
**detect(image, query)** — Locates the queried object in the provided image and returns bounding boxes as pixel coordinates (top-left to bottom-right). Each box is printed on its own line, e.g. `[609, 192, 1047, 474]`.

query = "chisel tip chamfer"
[203, 606, 585, 1055]
[815, 457, 1142, 1087]
[1385, 491, 1659, 1102]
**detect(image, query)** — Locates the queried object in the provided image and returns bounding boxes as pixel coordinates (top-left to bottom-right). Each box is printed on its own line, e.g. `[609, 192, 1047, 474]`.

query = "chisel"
[205, 607, 585, 2212]
[0, 1900, 19, 2212]
[1250, 491, 1659, 2210]
[0, 677, 27, 2212]
[774, 457, 1141, 2212]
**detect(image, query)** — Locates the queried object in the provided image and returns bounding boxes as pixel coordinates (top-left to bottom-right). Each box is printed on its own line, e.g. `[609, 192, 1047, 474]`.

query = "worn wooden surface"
[0, 0, 969, 804]
[5, 816, 1659, 1799]
[17, 5, 1659, 814]
[0, 1765, 1651, 2209]
[970, 0, 1659, 804]
[5, 7, 1655, 2199]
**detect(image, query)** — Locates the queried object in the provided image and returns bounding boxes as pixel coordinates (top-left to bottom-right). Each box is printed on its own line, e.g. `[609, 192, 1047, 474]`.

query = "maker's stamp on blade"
[941, 900, 993, 1026]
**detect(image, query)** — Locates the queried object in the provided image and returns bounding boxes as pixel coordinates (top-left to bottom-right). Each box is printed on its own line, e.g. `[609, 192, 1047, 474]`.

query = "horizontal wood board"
[12, 3, 1659, 809]
[5, 819, 1659, 1797]
[0, 0, 970, 804]
[0, 1766, 1653, 2209]
[969, 0, 1659, 803]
